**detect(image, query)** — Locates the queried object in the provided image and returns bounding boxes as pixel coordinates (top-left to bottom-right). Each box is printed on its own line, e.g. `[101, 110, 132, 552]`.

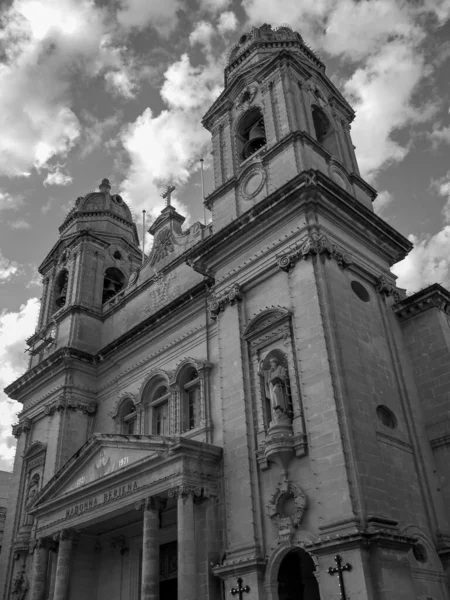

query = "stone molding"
[393, 283, 450, 322]
[12, 418, 32, 439]
[135, 496, 166, 512]
[53, 529, 80, 544]
[43, 397, 96, 416]
[277, 232, 353, 272]
[208, 283, 243, 321]
[167, 484, 214, 499]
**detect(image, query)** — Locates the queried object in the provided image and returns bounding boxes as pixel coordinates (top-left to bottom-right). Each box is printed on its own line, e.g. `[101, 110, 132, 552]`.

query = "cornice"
[5, 347, 95, 401]
[188, 169, 412, 272]
[393, 283, 450, 322]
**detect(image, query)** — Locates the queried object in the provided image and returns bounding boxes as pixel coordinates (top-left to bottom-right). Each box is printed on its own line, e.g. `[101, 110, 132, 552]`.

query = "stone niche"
[243, 308, 307, 472]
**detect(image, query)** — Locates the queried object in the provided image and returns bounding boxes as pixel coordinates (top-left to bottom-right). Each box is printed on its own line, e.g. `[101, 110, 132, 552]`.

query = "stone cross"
[230, 577, 250, 599]
[161, 184, 175, 207]
[328, 554, 352, 599]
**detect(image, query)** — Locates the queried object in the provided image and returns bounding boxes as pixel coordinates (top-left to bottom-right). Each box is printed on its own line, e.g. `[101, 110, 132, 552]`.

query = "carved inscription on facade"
[64, 480, 139, 519]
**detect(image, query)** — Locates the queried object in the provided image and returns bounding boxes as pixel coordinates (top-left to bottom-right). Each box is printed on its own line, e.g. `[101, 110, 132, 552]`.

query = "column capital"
[168, 484, 202, 499]
[135, 495, 166, 512]
[53, 529, 80, 544]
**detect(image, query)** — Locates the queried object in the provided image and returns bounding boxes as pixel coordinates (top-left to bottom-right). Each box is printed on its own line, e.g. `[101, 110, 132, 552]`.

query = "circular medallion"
[241, 167, 266, 200]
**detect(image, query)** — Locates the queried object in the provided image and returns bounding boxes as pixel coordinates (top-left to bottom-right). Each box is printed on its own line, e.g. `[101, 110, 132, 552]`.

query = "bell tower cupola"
[28, 178, 142, 364]
[202, 24, 375, 230]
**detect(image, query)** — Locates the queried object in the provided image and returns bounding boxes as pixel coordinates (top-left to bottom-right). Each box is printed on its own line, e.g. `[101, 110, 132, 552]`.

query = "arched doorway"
[277, 548, 320, 600]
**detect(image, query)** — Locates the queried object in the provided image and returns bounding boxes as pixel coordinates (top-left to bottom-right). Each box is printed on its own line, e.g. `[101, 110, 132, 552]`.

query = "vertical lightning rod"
[142, 210, 146, 264]
[200, 159, 206, 226]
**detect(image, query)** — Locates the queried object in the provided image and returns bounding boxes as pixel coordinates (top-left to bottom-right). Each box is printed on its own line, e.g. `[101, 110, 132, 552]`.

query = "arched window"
[54, 269, 69, 309]
[179, 367, 201, 432]
[312, 105, 331, 144]
[143, 382, 170, 436]
[237, 107, 267, 161]
[102, 267, 125, 303]
[119, 399, 137, 435]
[311, 105, 339, 157]
[278, 549, 320, 600]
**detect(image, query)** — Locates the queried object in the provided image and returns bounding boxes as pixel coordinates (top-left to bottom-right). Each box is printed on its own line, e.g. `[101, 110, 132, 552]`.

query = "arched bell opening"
[277, 548, 321, 600]
[54, 269, 69, 309]
[102, 267, 125, 304]
[311, 105, 339, 157]
[237, 107, 267, 161]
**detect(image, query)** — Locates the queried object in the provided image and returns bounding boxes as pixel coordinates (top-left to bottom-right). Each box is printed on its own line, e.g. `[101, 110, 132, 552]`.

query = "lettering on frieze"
[64, 480, 139, 519]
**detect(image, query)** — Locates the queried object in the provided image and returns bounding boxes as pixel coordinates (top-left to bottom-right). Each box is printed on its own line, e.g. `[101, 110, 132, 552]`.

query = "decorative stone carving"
[150, 227, 175, 266]
[43, 398, 96, 416]
[12, 418, 32, 439]
[208, 283, 242, 320]
[267, 479, 307, 530]
[375, 275, 402, 302]
[277, 232, 352, 272]
[11, 568, 29, 600]
[236, 85, 258, 111]
[167, 484, 203, 499]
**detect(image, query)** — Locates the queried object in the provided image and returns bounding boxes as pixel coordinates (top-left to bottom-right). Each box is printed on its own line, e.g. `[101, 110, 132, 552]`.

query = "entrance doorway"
[277, 548, 320, 600]
[159, 541, 177, 600]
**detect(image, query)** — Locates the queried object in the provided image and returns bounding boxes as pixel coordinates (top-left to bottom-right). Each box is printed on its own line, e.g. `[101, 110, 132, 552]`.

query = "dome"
[76, 179, 133, 222]
[59, 178, 139, 245]
[60, 178, 134, 231]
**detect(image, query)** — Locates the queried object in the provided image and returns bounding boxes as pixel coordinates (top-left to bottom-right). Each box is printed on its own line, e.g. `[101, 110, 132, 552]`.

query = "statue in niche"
[259, 354, 292, 423]
[23, 474, 39, 526]
[11, 569, 29, 600]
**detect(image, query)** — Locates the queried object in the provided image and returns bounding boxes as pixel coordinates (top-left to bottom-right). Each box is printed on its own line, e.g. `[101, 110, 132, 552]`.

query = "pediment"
[32, 434, 172, 508]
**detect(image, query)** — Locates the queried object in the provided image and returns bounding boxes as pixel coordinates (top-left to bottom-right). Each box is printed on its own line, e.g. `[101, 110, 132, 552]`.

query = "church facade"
[1, 23, 450, 600]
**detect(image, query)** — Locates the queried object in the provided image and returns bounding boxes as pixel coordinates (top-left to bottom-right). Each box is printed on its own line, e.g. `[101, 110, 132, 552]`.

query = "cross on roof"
[161, 184, 176, 207]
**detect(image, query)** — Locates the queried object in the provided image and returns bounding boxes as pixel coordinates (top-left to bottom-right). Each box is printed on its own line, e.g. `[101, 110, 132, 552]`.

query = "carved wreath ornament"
[267, 479, 307, 530]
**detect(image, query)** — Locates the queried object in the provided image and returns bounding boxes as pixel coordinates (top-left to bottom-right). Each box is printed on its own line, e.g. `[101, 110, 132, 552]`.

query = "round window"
[376, 405, 397, 429]
[351, 280, 370, 302]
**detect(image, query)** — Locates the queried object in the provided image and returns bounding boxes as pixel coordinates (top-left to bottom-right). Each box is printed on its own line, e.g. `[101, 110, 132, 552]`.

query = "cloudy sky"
[0, 0, 449, 470]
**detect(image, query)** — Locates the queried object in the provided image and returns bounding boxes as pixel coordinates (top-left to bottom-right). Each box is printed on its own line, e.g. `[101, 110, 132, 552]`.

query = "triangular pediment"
[32, 434, 173, 509]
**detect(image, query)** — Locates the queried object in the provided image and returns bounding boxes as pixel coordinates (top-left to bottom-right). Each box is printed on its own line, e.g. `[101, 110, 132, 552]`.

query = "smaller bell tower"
[202, 24, 375, 230]
[27, 178, 142, 364]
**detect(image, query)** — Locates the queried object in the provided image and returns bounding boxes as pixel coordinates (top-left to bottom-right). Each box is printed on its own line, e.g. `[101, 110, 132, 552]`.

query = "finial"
[161, 184, 175, 207]
[99, 178, 111, 193]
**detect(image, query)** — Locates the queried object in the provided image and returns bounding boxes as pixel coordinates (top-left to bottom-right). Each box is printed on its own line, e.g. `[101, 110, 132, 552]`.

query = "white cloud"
[242, 0, 447, 182]
[344, 41, 425, 181]
[0, 251, 20, 282]
[10, 219, 31, 230]
[0, 191, 24, 212]
[79, 113, 120, 158]
[432, 169, 450, 221]
[429, 116, 450, 148]
[393, 229, 450, 294]
[189, 21, 215, 51]
[43, 167, 73, 186]
[393, 168, 450, 293]
[373, 190, 393, 217]
[116, 0, 181, 35]
[0, 298, 40, 470]
[0, 0, 139, 177]
[199, 0, 231, 14]
[217, 11, 238, 35]
[104, 68, 137, 98]
[120, 53, 223, 217]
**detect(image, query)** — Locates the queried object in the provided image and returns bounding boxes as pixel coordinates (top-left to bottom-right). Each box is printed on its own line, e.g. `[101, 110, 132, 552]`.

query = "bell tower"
[202, 24, 374, 229]
[27, 178, 142, 365]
